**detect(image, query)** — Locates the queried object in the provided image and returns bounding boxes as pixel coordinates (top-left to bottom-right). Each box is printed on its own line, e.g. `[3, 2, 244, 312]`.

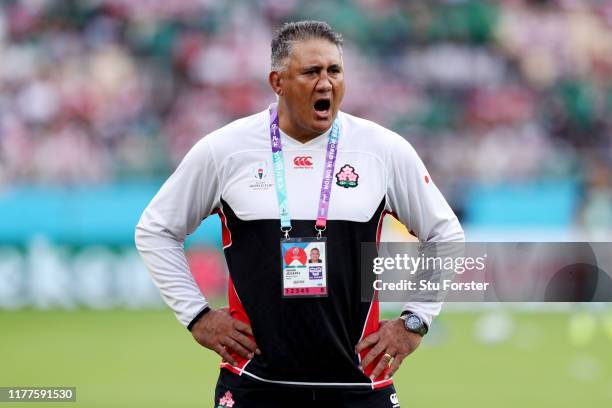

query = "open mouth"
[313, 98, 331, 115]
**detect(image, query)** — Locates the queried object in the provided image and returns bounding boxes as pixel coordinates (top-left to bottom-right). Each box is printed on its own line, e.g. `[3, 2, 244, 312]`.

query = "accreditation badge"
[280, 237, 328, 298]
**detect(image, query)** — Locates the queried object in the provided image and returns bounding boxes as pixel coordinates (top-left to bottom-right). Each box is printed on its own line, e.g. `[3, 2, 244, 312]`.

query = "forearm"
[135, 223, 208, 327]
[402, 213, 465, 327]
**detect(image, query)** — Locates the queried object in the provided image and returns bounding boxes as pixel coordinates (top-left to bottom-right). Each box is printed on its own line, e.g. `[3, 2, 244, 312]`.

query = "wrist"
[400, 311, 428, 336]
[187, 305, 212, 332]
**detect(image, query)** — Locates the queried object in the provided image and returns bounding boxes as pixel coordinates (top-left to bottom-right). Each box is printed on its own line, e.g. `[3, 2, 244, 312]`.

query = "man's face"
[310, 249, 320, 261]
[273, 38, 345, 140]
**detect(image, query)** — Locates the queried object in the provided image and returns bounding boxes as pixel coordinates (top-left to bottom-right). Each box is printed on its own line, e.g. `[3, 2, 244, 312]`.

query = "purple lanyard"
[269, 103, 340, 238]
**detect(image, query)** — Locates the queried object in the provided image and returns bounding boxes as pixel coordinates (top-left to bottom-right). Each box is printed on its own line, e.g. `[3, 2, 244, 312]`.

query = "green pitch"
[1, 309, 611, 407]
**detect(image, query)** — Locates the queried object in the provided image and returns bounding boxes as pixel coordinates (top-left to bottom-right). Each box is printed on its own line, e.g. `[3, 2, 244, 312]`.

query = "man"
[136, 20, 463, 407]
[308, 247, 322, 263]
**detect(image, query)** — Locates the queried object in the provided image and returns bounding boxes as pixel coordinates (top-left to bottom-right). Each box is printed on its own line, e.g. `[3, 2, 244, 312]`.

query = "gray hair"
[271, 20, 343, 71]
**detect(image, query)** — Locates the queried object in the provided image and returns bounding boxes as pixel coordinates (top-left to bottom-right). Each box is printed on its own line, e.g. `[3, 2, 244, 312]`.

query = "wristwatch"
[400, 312, 428, 336]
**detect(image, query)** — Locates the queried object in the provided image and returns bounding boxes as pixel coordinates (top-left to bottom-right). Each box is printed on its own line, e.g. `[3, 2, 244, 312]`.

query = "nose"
[315, 72, 332, 92]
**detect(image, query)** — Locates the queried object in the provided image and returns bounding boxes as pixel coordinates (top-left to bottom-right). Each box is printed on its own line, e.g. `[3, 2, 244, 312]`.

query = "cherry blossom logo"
[217, 390, 235, 408]
[335, 164, 359, 188]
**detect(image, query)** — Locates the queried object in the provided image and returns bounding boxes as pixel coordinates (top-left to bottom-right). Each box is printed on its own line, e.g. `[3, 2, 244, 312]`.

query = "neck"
[277, 102, 325, 144]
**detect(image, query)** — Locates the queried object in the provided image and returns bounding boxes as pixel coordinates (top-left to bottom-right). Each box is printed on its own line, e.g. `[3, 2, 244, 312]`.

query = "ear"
[269, 71, 283, 96]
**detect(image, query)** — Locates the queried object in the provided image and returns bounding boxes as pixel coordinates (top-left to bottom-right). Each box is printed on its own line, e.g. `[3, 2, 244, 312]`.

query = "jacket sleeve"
[135, 137, 221, 327]
[386, 134, 464, 327]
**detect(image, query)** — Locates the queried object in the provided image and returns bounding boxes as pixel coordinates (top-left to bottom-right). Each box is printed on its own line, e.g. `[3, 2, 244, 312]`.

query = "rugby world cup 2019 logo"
[285, 246, 307, 266]
[335, 164, 359, 188]
[253, 161, 267, 180]
[249, 161, 273, 190]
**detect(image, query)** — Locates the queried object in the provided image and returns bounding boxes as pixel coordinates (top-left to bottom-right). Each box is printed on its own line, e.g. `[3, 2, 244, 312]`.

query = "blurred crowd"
[1, 0, 611, 229]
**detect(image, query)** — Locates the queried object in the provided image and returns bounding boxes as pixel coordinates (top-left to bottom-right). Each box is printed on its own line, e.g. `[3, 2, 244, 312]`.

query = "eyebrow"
[302, 64, 342, 71]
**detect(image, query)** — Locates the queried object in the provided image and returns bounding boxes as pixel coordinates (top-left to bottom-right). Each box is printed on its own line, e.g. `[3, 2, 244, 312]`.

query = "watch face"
[406, 315, 421, 330]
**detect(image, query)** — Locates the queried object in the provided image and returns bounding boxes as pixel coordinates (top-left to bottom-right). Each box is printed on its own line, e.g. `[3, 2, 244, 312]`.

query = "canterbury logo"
[293, 156, 313, 167]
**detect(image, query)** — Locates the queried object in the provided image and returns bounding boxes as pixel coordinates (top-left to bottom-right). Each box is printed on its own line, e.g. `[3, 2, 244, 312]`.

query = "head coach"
[136, 20, 464, 408]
